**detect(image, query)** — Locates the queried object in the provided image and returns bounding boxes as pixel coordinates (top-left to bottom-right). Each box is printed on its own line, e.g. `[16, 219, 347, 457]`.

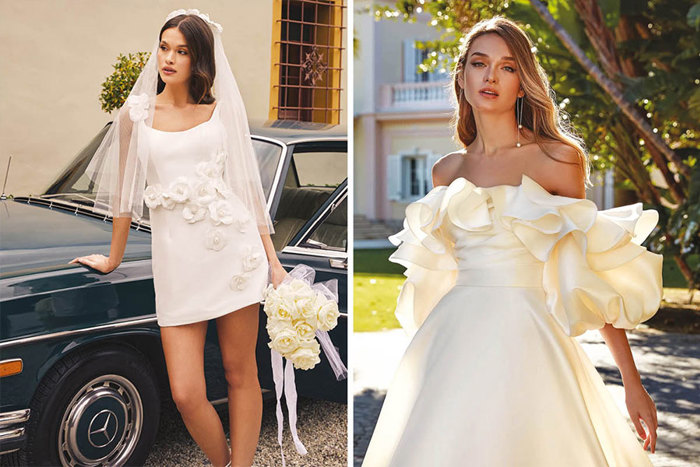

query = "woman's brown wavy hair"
[452, 16, 591, 186]
[157, 14, 216, 105]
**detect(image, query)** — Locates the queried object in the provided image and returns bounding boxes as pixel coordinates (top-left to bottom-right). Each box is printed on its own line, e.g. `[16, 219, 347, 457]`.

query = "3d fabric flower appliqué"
[144, 149, 249, 252]
[229, 245, 264, 291]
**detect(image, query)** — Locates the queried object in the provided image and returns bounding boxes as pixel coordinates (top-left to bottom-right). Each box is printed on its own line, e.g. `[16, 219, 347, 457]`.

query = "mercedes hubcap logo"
[87, 409, 119, 448]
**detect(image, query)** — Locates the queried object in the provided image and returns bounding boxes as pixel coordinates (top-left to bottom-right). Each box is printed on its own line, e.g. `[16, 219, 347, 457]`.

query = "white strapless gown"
[362, 174, 663, 466]
[143, 104, 268, 327]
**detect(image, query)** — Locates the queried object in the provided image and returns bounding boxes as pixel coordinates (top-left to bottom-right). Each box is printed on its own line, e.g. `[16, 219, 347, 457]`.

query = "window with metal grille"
[270, 0, 345, 126]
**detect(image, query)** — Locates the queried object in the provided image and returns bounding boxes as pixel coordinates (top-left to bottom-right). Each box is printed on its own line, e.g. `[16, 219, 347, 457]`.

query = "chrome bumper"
[0, 408, 29, 454]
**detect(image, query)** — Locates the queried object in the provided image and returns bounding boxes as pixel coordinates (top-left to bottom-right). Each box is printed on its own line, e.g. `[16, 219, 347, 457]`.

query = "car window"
[272, 146, 346, 251]
[293, 150, 346, 188]
[301, 194, 347, 252]
[251, 139, 284, 201]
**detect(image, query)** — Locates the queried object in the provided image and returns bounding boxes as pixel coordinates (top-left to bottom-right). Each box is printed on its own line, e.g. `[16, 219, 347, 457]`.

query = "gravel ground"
[145, 396, 347, 466]
[353, 328, 700, 467]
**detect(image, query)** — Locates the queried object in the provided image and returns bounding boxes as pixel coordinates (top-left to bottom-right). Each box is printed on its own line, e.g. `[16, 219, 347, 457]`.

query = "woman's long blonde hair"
[452, 16, 591, 186]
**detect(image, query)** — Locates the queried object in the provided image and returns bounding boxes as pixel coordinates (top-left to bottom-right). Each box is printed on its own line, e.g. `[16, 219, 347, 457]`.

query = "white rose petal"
[126, 93, 149, 122]
[288, 338, 321, 370]
[209, 199, 234, 225]
[160, 193, 177, 210]
[144, 184, 163, 209]
[268, 327, 301, 356]
[316, 296, 340, 331]
[229, 272, 250, 290]
[241, 245, 263, 272]
[192, 179, 219, 206]
[182, 202, 207, 223]
[205, 228, 227, 251]
[168, 176, 191, 203]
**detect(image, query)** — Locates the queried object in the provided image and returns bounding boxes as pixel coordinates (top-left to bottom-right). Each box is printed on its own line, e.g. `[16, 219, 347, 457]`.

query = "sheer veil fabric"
[85, 8, 274, 235]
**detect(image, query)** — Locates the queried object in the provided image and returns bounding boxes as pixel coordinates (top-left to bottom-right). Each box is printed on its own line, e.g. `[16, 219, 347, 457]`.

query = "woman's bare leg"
[215, 303, 262, 467]
[161, 321, 230, 466]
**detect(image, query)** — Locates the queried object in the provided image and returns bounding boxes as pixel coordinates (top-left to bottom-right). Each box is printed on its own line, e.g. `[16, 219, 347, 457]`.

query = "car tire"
[19, 344, 160, 466]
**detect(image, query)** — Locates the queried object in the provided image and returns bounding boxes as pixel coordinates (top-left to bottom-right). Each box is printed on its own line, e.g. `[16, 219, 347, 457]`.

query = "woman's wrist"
[621, 370, 642, 388]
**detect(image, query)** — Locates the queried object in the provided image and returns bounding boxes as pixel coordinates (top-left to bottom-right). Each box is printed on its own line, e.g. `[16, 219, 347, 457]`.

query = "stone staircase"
[354, 214, 401, 240]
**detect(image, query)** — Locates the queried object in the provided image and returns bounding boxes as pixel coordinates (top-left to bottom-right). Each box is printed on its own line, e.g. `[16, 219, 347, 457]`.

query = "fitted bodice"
[145, 104, 225, 186]
[443, 184, 542, 271]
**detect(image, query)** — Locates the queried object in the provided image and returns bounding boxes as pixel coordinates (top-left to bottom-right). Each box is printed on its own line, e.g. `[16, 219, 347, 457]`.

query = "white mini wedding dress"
[362, 174, 663, 466]
[143, 103, 268, 327]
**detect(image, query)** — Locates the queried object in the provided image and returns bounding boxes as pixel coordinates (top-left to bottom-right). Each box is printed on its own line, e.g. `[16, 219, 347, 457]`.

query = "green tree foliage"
[99, 52, 151, 113]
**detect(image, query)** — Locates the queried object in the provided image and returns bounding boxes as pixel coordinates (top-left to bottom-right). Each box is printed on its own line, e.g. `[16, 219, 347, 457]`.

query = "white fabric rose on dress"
[241, 245, 263, 272]
[182, 202, 207, 223]
[160, 193, 177, 210]
[195, 159, 224, 179]
[144, 184, 164, 209]
[167, 176, 191, 204]
[125, 93, 149, 122]
[209, 199, 234, 225]
[192, 179, 219, 206]
[229, 272, 250, 290]
[205, 228, 228, 251]
[234, 210, 251, 233]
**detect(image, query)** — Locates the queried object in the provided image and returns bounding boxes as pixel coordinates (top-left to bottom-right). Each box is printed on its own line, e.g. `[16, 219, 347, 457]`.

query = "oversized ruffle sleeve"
[387, 187, 458, 336]
[501, 176, 664, 337]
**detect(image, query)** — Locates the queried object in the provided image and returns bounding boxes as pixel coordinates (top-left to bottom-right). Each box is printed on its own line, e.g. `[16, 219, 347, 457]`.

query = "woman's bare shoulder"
[532, 141, 585, 198]
[432, 151, 465, 187]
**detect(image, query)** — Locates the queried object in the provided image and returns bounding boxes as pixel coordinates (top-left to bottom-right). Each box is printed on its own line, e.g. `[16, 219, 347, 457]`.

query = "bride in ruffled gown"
[362, 17, 662, 467]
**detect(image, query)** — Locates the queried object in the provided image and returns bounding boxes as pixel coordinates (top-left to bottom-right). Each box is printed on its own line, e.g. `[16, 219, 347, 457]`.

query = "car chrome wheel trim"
[58, 374, 143, 466]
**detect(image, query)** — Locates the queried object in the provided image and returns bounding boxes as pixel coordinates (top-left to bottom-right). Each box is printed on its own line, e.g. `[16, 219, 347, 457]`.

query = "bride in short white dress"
[144, 102, 268, 326]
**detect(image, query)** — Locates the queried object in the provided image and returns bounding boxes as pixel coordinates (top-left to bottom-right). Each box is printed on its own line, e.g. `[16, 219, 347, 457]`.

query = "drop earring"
[516, 95, 524, 148]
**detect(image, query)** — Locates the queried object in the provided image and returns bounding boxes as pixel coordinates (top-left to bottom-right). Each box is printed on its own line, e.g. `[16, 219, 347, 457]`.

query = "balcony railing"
[378, 81, 453, 112]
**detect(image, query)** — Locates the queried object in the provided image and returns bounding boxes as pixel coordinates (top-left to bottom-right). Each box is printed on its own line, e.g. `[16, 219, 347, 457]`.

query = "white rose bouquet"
[261, 264, 347, 466]
[262, 264, 342, 371]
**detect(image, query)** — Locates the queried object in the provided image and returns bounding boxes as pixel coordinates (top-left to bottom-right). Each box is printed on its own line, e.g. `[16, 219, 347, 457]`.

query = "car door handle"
[329, 258, 347, 269]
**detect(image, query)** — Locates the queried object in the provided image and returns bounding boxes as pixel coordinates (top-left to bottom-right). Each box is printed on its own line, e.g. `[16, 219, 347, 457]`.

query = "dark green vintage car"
[0, 122, 348, 466]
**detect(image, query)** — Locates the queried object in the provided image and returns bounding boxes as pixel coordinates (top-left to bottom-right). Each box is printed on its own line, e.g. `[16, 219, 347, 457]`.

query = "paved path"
[353, 327, 700, 467]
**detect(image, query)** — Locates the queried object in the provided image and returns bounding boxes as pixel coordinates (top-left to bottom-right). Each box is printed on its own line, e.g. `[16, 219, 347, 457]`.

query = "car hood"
[0, 199, 151, 278]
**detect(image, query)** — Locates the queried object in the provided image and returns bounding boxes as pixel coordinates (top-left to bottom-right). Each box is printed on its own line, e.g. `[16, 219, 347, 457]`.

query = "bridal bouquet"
[262, 264, 347, 466]
[262, 264, 341, 370]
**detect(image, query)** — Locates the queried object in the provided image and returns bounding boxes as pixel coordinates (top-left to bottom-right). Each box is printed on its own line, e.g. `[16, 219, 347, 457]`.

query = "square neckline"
[148, 102, 219, 133]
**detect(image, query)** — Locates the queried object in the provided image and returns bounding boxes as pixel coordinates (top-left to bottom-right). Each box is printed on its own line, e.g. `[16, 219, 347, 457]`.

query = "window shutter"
[426, 151, 443, 189]
[387, 154, 402, 201]
[403, 39, 416, 83]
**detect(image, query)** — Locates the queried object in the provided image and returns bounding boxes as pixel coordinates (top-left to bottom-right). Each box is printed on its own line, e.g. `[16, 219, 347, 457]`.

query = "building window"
[387, 149, 442, 202]
[403, 39, 449, 83]
[270, 0, 345, 126]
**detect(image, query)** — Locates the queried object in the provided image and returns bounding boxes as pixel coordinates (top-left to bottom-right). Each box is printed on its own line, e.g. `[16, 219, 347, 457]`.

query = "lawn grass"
[353, 273, 403, 332]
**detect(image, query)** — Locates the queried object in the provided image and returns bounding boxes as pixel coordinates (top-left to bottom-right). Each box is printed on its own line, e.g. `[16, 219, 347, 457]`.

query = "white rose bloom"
[266, 316, 292, 337]
[195, 160, 223, 179]
[293, 320, 315, 341]
[168, 176, 191, 203]
[205, 229, 227, 251]
[208, 199, 234, 225]
[182, 202, 207, 223]
[213, 149, 227, 168]
[234, 210, 251, 232]
[241, 245, 263, 272]
[160, 192, 177, 210]
[316, 297, 340, 331]
[268, 327, 300, 356]
[126, 93, 149, 122]
[229, 272, 250, 290]
[288, 338, 321, 370]
[192, 179, 219, 206]
[143, 184, 163, 209]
